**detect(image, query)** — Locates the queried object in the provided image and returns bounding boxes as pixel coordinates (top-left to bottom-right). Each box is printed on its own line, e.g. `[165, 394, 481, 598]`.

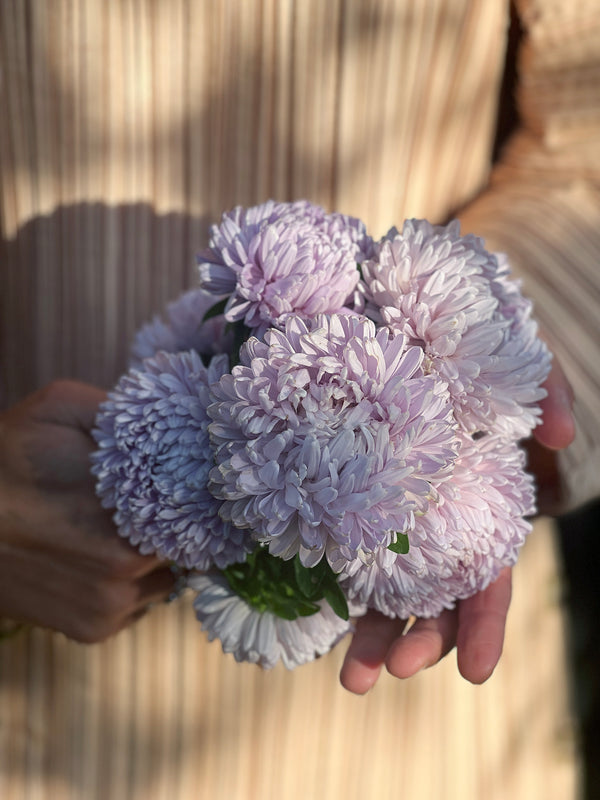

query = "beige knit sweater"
[1, 1, 595, 797]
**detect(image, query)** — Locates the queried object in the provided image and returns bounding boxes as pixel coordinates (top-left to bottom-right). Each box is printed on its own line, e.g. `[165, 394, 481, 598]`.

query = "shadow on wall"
[0, 203, 208, 406]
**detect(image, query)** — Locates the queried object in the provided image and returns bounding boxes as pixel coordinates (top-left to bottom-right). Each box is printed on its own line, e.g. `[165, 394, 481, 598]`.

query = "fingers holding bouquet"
[0, 380, 178, 641]
[340, 567, 512, 695]
[526, 354, 576, 516]
[341, 355, 575, 695]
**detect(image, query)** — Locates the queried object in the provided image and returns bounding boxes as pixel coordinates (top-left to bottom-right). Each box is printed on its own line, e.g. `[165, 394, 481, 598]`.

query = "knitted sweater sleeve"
[459, 0, 600, 510]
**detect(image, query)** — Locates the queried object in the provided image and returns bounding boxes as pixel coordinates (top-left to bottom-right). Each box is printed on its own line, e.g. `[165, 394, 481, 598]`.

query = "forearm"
[456, 0, 600, 512]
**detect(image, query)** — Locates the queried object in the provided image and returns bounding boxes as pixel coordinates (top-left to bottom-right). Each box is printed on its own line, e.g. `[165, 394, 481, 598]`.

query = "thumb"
[1, 381, 109, 489]
[534, 356, 575, 451]
[30, 380, 108, 433]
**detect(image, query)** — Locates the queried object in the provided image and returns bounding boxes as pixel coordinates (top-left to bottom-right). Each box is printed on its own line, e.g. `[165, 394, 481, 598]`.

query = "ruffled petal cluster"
[189, 571, 354, 669]
[361, 219, 551, 438]
[131, 288, 232, 368]
[197, 200, 371, 335]
[208, 313, 460, 568]
[339, 434, 535, 618]
[92, 350, 254, 570]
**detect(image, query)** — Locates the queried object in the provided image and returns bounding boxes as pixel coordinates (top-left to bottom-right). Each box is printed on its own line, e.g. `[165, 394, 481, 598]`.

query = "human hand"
[340, 356, 575, 694]
[0, 380, 176, 642]
[525, 355, 576, 515]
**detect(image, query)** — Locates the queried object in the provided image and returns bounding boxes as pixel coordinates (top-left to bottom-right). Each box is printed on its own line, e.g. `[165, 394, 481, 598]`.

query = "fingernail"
[557, 384, 575, 411]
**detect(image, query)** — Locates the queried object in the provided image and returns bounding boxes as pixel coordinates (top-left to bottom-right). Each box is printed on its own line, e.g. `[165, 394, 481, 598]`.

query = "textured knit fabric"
[461, 0, 600, 510]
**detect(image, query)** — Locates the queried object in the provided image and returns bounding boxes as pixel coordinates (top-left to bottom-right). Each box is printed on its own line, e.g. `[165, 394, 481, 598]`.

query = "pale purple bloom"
[362, 219, 551, 438]
[189, 571, 355, 669]
[208, 313, 460, 568]
[288, 201, 375, 262]
[91, 203, 552, 669]
[339, 433, 535, 618]
[131, 288, 232, 369]
[92, 350, 254, 570]
[197, 200, 370, 334]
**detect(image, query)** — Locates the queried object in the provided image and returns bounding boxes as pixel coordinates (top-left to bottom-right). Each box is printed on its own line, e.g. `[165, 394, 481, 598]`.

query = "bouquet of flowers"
[91, 200, 551, 670]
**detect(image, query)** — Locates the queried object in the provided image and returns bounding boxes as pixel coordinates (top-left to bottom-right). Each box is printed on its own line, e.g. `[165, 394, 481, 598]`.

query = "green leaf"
[294, 599, 321, 617]
[223, 548, 349, 622]
[388, 532, 410, 555]
[228, 319, 253, 368]
[323, 583, 349, 621]
[268, 599, 300, 621]
[222, 569, 246, 596]
[202, 297, 228, 321]
[293, 556, 326, 600]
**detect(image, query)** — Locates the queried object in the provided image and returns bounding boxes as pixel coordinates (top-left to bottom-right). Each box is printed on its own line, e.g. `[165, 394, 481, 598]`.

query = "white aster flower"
[189, 571, 355, 669]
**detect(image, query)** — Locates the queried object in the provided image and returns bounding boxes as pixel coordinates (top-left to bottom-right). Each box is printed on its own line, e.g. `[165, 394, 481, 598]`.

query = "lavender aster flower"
[283, 200, 375, 262]
[92, 350, 254, 570]
[208, 313, 459, 568]
[339, 433, 535, 618]
[130, 288, 232, 369]
[94, 201, 552, 672]
[362, 219, 551, 438]
[189, 571, 354, 669]
[197, 200, 370, 335]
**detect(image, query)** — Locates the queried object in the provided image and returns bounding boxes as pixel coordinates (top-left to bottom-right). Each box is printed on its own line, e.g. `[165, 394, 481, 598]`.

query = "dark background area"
[495, 8, 600, 798]
[558, 503, 600, 800]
